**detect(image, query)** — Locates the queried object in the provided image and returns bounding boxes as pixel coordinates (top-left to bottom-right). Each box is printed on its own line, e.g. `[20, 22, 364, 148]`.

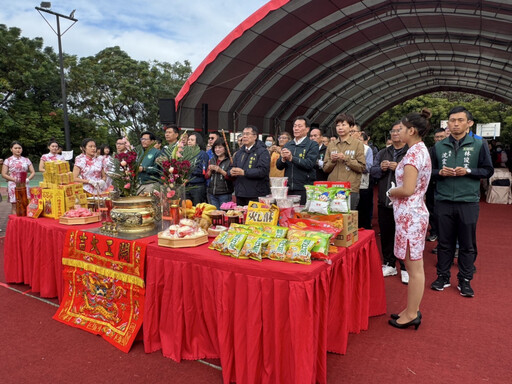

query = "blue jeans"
[208, 193, 233, 209]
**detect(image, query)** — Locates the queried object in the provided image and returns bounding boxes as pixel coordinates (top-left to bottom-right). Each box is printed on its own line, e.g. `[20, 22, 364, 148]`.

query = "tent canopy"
[176, 0, 512, 135]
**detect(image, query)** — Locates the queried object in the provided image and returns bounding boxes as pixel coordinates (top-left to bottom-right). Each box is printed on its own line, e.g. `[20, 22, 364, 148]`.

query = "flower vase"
[15, 185, 29, 216]
[160, 185, 187, 229]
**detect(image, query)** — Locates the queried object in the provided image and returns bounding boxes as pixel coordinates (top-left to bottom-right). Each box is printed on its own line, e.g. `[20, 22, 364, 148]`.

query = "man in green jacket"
[138, 131, 161, 193]
[430, 106, 493, 297]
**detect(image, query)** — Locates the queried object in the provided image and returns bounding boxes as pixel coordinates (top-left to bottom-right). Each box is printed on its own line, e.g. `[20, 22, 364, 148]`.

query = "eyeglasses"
[208, 136, 217, 140]
[242, 132, 256, 136]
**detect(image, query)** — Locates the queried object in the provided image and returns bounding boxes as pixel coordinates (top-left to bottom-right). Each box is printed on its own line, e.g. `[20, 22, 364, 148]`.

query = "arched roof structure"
[176, 0, 512, 135]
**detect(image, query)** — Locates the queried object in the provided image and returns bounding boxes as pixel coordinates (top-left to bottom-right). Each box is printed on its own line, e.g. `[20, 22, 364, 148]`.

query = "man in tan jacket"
[323, 113, 366, 210]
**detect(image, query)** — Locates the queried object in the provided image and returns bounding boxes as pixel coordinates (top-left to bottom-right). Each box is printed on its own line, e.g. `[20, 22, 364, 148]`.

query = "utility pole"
[36, 3, 78, 151]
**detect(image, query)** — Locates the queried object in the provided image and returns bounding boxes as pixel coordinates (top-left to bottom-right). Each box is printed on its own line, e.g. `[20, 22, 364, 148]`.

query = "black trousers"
[378, 205, 405, 270]
[235, 196, 259, 206]
[425, 184, 438, 236]
[357, 187, 373, 229]
[436, 201, 479, 281]
[289, 189, 307, 205]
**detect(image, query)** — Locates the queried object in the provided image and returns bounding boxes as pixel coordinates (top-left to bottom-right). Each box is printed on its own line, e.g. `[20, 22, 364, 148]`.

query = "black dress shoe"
[390, 311, 422, 320]
[388, 316, 421, 330]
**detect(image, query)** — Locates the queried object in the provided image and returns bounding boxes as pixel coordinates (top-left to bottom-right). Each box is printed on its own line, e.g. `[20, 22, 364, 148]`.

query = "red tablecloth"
[3, 215, 386, 383]
[3, 215, 101, 300]
[143, 229, 386, 384]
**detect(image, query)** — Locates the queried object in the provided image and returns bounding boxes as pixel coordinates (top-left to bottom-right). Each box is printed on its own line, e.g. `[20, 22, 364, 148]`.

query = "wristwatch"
[466, 168, 472, 174]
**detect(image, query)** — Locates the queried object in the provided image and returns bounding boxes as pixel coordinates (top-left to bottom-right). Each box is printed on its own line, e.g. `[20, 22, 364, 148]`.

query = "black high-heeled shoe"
[388, 316, 421, 330]
[390, 311, 422, 320]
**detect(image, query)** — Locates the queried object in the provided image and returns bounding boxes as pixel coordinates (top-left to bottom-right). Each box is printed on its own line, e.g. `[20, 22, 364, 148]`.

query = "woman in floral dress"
[387, 108, 432, 330]
[39, 139, 64, 171]
[1, 141, 36, 214]
[73, 138, 106, 195]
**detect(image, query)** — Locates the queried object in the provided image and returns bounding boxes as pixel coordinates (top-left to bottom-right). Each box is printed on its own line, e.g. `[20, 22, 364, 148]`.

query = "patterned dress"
[74, 155, 104, 194]
[4, 156, 33, 203]
[40, 152, 64, 165]
[393, 142, 432, 260]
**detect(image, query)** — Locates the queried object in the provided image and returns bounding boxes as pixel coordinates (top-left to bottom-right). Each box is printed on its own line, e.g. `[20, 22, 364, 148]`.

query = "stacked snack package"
[40, 160, 87, 218]
[209, 219, 341, 265]
[305, 185, 351, 214]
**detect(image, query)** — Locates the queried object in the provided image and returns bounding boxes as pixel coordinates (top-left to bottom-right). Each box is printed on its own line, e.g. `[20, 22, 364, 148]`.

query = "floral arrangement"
[157, 139, 199, 199]
[109, 146, 156, 197]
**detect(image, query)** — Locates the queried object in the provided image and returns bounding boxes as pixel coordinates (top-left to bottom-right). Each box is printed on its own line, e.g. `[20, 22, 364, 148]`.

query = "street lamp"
[35, 2, 78, 152]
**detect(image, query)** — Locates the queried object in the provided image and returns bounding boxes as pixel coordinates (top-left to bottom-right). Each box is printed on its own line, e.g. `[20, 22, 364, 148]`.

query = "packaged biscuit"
[209, 230, 230, 251]
[265, 239, 289, 262]
[304, 185, 316, 211]
[286, 238, 316, 264]
[239, 235, 271, 261]
[308, 186, 330, 215]
[220, 232, 248, 258]
[330, 187, 350, 213]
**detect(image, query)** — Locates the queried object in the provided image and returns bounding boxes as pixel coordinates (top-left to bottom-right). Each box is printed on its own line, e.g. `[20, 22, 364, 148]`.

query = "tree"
[67, 47, 192, 141]
[365, 92, 512, 149]
[0, 25, 65, 161]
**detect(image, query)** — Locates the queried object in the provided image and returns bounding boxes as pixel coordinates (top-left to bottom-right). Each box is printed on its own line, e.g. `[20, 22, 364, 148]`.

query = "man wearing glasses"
[228, 125, 270, 206]
[276, 116, 319, 204]
[137, 131, 161, 193]
[370, 122, 409, 283]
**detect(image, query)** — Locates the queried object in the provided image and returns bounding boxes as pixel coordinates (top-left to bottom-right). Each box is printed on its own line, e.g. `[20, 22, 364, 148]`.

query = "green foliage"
[366, 92, 512, 149]
[1, 26, 192, 161]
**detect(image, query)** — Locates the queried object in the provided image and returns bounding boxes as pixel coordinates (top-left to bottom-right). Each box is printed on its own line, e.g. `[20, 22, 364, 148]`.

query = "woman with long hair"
[206, 138, 234, 208]
[2, 141, 36, 214]
[387, 108, 432, 330]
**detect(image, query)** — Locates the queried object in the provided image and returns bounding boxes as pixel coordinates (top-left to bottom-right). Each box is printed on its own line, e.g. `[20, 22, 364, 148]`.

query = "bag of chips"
[239, 235, 271, 261]
[259, 224, 288, 238]
[264, 239, 289, 261]
[221, 232, 248, 258]
[209, 230, 230, 251]
[308, 186, 331, 215]
[228, 223, 251, 232]
[286, 238, 316, 264]
[287, 229, 332, 260]
[330, 187, 350, 213]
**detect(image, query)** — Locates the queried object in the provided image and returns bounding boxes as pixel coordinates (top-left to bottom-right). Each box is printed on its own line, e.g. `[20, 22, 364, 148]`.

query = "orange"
[185, 199, 193, 209]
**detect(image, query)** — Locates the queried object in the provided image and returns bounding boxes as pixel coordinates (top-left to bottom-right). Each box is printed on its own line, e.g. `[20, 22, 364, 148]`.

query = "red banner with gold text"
[53, 229, 146, 353]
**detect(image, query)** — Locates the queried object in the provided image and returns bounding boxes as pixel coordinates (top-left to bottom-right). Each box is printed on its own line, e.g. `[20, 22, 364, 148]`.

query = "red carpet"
[1, 201, 511, 383]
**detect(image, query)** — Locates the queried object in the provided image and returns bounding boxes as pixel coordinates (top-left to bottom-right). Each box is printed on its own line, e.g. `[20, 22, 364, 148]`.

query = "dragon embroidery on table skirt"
[79, 272, 127, 324]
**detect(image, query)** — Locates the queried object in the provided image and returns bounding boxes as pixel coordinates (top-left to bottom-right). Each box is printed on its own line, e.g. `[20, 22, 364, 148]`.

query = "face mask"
[497, 148, 502, 153]
[265, 141, 272, 147]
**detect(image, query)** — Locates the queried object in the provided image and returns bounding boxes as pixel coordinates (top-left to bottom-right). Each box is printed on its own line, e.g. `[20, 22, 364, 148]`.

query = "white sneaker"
[401, 270, 409, 285]
[382, 265, 398, 277]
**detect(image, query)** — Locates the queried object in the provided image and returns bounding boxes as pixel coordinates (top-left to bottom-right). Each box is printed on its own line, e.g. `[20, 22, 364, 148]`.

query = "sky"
[0, 0, 269, 69]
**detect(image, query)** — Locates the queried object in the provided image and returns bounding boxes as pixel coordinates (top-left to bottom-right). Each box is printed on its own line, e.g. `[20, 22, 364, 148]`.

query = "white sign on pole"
[440, 120, 448, 129]
[476, 123, 501, 138]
